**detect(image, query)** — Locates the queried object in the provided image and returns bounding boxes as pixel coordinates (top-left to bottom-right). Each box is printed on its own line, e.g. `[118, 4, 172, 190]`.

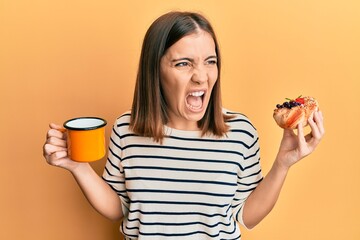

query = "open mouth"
[186, 90, 205, 111]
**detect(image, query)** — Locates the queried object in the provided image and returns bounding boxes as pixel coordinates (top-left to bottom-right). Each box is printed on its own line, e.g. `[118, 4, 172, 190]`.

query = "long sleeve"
[231, 119, 263, 227]
[102, 118, 129, 217]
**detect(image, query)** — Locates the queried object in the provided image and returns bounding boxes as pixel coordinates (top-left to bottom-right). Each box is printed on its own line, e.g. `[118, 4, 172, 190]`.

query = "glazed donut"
[273, 96, 319, 129]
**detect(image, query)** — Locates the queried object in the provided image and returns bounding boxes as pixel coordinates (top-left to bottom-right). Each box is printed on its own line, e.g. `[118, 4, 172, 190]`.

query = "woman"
[43, 11, 324, 239]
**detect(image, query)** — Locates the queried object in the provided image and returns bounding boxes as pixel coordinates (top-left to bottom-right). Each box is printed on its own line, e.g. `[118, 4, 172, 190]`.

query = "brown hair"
[130, 11, 230, 142]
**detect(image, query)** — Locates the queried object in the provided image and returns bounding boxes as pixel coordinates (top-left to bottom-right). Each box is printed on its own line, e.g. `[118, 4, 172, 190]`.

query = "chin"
[186, 109, 206, 122]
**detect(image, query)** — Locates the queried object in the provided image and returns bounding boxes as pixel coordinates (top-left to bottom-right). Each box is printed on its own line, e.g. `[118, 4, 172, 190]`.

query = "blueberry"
[290, 101, 297, 107]
[283, 102, 291, 108]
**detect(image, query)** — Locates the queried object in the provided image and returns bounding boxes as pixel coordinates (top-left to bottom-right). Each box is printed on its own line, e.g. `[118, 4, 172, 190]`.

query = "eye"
[205, 59, 217, 65]
[175, 61, 191, 68]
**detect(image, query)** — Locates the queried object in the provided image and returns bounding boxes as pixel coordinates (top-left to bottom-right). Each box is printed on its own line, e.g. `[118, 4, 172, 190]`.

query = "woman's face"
[160, 30, 218, 130]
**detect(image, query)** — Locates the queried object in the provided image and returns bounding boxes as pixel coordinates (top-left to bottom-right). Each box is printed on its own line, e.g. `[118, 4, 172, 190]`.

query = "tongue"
[187, 95, 202, 108]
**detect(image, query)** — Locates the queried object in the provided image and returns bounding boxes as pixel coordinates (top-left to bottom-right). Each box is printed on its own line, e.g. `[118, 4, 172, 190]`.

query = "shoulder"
[112, 110, 132, 134]
[223, 108, 258, 140]
[116, 110, 131, 124]
[223, 108, 256, 130]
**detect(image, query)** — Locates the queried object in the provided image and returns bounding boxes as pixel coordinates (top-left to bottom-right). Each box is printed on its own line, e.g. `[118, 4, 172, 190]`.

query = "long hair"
[130, 11, 230, 142]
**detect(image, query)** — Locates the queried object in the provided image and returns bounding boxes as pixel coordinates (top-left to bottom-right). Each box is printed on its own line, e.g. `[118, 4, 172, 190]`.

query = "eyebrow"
[171, 55, 217, 62]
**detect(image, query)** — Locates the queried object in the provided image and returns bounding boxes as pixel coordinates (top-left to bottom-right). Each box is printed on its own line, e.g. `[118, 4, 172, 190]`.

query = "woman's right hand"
[43, 123, 81, 171]
[43, 123, 123, 220]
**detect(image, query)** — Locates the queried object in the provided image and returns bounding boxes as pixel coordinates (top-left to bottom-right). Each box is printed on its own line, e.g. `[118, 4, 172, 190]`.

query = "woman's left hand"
[276, 110, 325, 170]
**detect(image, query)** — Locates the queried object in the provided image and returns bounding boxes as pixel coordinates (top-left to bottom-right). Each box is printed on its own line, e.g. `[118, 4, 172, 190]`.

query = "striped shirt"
[102, 109, 263, 240]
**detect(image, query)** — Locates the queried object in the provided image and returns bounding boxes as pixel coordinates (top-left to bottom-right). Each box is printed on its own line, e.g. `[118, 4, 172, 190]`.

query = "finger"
[47, 124, 66, 140]
[49, 150, 68, 161]
[43, 143, 67, 157]
[49, 123, 66, 132]
[297, 121, 306, 144]
[47, 151, 69, 166]
[308, 112, 321, 141]
[46, 136, 67, 148]
[314, 111, 325, 135]
[318, 110, 324, 122]
[295, 121, 312, 159]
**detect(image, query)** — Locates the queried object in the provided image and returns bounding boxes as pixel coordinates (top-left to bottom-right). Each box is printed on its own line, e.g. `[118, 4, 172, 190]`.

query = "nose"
[191, 65, 208, 84]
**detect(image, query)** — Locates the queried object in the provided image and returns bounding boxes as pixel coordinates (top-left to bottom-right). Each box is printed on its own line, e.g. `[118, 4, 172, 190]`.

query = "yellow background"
[1, 0, 359, 239]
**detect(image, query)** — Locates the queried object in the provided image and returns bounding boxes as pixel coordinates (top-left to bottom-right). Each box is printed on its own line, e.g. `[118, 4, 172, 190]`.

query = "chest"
[120, 140, 244, 204]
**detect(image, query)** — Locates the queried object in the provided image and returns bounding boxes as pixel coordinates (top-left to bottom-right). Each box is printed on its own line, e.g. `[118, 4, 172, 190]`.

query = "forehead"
[165, 30, 216, 58]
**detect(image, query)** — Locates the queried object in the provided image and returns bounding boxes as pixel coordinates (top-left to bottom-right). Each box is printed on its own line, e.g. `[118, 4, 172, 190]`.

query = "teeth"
[189, 91, 204, 97]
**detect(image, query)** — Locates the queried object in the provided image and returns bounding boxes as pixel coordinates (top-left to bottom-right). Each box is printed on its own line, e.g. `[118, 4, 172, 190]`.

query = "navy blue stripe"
[236, 186, 257, 193]
[243, 158, 261, 170]
[130, 200, 229, 208]
[117, 192, 129, 199]
[119, 133, 138, 139]
[229, 129, 254, 138]
[225, 110, 247, 117]
[108, 147, 122, 161]
[112, 126, 122, 139]
[106, 156, 121, 171]
[244, 148, 260, 160]
[122, 222, 138, 238]
[110, 135, 122, 150]
[232, 202, 242, 209]
[101, 175, 110, 181]
[122, 144, 245, 158]
[128, 205, 232, 218]
[113, 191, 129, 200]
[226, 118, 251, 124]
[104, 178, 125, 184]
[238, 169, 262, 179]
[126, 176, 237, 186]
[238, 177, 263, 186]
[127, 217, 232, 228]
[137, 220, 237, 238]
[117, 122, 130, 128]
[126, 189, 235, 197]
[235, 205, 242, 222]
[103, 166, 114, 177]
[122, 154, 242, 169]
[114, 188, 127, 193]
[128, 210, 228, 217]
[123, 166, 237, 176]
[249, 137, 259, 149]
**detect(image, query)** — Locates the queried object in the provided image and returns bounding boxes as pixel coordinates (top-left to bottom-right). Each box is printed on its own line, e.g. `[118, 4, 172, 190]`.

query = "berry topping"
[283, 102, 291, 108]
[275, 95, 304, 109]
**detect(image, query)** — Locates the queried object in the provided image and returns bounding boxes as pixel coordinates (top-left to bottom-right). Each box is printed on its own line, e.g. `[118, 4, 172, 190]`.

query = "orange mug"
[63, 117, 107, 162]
